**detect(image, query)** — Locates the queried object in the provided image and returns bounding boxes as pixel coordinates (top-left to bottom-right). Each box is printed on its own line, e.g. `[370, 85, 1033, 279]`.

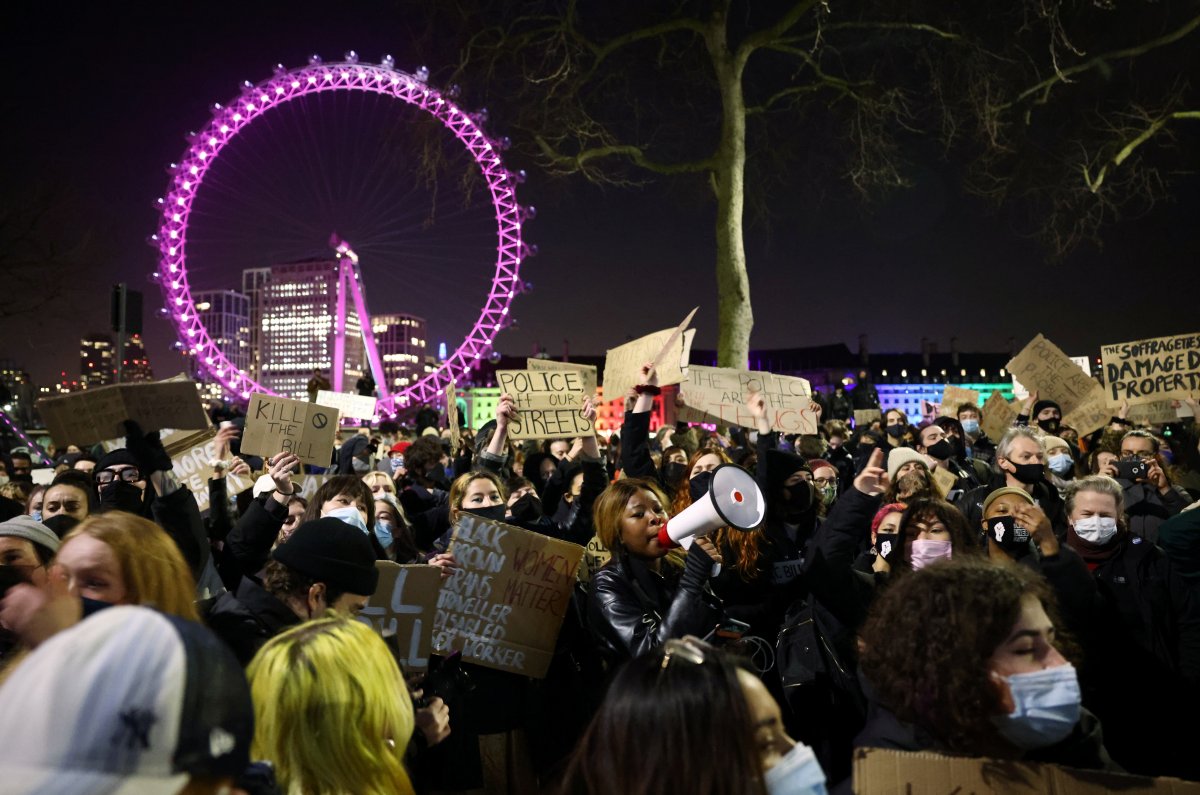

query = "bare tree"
[420, 0, 1200, 364]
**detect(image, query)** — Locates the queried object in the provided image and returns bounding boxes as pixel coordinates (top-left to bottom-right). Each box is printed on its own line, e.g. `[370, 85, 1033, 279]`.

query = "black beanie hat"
[271, 517, 379, 596]
[1031, 399, 1061, 418]
[95, 449, 140, 472]
[766, 449, 811, 496]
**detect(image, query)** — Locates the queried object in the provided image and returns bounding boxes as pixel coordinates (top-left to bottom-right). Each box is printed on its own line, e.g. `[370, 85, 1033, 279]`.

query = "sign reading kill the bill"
[677, 365, 817, 434]
[602, 318, 697, 401]
[495, 369, 594, 440]
[1006, 334, 1108, 435]
[1100, 332, 1200, 406]
[358, 563, 442, 674]
[240, 393, 338, 467]
[527, 359, 598, 397]
[434, 514, 584, 678]
[37, 378, 209, 447]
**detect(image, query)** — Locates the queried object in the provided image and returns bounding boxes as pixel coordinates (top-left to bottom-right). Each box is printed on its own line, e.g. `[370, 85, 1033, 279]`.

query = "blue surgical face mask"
[374, 519, 394, 551]
[961, 419, 980, 436]
[326, 505, 369, 535]
[30, 509, 42, 523]
[991, 664, 1081, 749]
[765, 741, 828, 795]
[1048, 453, 1073, 476]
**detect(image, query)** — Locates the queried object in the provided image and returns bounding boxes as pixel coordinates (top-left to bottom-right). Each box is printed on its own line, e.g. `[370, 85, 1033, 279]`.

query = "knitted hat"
[389, 441, 412, 455]
[1042, 436, 1070, 453]
[271, 517, 379, 596]
[766, 449, 811, 496]
[1032, 400, 1061, 417]
[982, 486, 1035, 515]
[807, 458, 836, 476]
[887, 448, 929, 481]
[95, 449, 140, 473]
[0, 515, 61, 553]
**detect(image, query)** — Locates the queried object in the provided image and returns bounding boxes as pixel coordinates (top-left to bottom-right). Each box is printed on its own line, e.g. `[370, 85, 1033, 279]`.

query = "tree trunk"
[709, 23, 752, 369]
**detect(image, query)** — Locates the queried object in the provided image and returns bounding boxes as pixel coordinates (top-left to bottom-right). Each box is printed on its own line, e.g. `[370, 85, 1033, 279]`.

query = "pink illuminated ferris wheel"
[151, 53, 531, 416]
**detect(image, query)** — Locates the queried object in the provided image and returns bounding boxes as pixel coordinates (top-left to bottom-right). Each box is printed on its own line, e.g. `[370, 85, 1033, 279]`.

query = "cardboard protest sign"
[495, 370, 595, 440]
[527, 358, 598, 397]
[37, 378, 208, 447]
[30, 468, 55, 486]
[1007, 335, 1107, 416]
[240, 393, 338, 467]
[677, 365, 817, 434]
[1101, 332, 1200, 407]
[939, 385, 980, 417]
[853, 747, 1200, 795]
[980, 391, 1018, 443]
[603, 320, 696, 402]
[358, 563, 441, 673]
[291, 473, 331, 501]
[435, 514, 584, 678]
[853, 409, 881, 428]
[1126, 400, 1186, 426]
[315, 390, 377, 421]
[1012, 355, 1090, 401]
[167, 429, 252, 513]
[446, 381, 460, 453]
[1061, 389, 1112, 437]
[931, 466, 958, 500]
[578, 536, 612, 585]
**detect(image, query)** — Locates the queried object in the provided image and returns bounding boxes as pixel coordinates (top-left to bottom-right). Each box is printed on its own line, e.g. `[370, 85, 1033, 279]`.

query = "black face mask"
[1036, 418, 1061, 433]
[885, 425, 906, 439]
[926, 439, 954, 461]
[661, 462, 688, 488]
[1006, 462, 1045, 485]
[508, 493, 543, 523]
[783, 480, 814, 513]
[689, 471, 714, 503]
[98, 481, 144, 514]
[426, 467, 451, 489]
[463, 505, 506, 522]
[875, 531, 901, 565]
[986, 515, 1032, 559]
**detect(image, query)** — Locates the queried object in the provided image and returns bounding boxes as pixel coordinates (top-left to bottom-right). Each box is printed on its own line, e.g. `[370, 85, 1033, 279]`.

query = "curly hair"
[859, 558, 1066, 756]
[894, 498, 981, 573]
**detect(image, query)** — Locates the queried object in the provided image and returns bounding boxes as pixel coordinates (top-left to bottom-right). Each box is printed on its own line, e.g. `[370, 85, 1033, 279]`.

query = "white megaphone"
[657, 464, 766, 550]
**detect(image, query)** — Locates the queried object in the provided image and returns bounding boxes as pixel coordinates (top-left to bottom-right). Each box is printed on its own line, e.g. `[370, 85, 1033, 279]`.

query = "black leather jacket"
[587, 548, 723, 664]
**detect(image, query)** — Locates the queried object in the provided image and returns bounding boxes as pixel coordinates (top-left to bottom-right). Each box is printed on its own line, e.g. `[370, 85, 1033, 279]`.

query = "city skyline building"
[241, 267, 271, 381]
[193, 290, 250, 400]
[260, 258, 366, 399]
[80, 333, 115, 388]
[371, 313, 429, 392]
[120, 333, 154, 382]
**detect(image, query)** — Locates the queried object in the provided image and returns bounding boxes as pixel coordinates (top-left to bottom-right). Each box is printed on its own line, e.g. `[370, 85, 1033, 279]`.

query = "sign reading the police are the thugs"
[240, 393, 338, 467]
[358, 563, 442, 674]
[1100, 332, 1200, 406]
[495, 370, 595, 440]
[677, 365, 817, 434]
[434, 514, 584, 678]
[1006, 334, 1109, 435]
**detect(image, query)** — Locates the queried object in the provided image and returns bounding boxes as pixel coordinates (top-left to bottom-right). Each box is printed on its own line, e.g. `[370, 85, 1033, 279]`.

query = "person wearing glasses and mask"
[558, 636, 827, 795]
[1108, 430, 1188, 544]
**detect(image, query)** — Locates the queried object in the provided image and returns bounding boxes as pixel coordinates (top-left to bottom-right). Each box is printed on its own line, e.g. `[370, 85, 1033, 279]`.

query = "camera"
[1114, 459, 1149, 481]
[413, 651, 474, 707]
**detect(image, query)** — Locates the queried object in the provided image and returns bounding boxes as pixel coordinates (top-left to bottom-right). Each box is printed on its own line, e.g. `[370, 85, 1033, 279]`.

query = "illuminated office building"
[260, 258, 365, 399]
[193, 290, 250, 397]
[81, 333, 115, 388]
[120, 334, 154, 382]
[242, 267, 271, 381]
[371, 314, 428, 391]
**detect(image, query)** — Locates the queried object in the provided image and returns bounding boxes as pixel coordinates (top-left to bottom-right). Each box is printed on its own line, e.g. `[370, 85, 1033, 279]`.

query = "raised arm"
[620, 362, 659, 479]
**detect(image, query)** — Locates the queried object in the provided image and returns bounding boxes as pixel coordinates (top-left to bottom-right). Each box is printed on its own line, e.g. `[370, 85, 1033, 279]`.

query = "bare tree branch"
[1084, 109, 1200, 193]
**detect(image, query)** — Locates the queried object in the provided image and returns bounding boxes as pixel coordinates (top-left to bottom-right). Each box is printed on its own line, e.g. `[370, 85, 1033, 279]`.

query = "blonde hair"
[62, 513, 199, 621]
[361, 471, 395, 493]
[248, 615, 415, 795]
[447, 470, 508, 523]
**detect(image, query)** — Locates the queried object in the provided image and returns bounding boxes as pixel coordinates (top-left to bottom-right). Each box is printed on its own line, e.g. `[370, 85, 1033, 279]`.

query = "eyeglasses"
[95, 467, 141, 485]
[813, 477, 837, 487]
[659, 635, 713, 671]
[1120, 452, 1155, 462]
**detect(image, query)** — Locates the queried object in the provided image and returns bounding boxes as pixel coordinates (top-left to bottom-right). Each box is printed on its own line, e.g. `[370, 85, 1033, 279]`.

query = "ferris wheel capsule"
[381, 54, 395, 69]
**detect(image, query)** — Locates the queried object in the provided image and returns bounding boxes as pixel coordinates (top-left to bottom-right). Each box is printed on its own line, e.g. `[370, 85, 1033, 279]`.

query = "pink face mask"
[909, 539, 952, 570]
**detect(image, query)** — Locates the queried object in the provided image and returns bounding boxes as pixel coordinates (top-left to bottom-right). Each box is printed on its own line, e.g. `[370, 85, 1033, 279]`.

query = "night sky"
[3, 2, 1198, 388]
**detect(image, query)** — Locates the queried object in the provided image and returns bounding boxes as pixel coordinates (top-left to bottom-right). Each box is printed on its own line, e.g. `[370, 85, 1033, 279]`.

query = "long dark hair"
[557, 642, 768, 795]
[859, 558, 1071, 756]
[894, 497, 979, 573]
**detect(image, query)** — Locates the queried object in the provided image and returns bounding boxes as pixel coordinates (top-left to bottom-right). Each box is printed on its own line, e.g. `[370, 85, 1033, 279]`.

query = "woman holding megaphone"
[588, 363, 727, 662]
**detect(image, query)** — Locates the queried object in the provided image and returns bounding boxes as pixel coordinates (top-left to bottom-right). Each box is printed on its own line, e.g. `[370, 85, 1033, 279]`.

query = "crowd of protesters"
[0, 357, 1198, 794]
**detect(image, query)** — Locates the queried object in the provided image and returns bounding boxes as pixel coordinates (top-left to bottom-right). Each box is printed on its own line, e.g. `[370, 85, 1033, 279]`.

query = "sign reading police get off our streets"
[1100, 332, 1200, 406]
[495, 369, 594, 441]
[239, 393, 338, 467]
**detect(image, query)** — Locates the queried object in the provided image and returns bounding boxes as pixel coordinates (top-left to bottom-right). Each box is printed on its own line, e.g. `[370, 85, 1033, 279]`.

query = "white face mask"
[991, 664, 1081, 749]
[909, 539, 952, 570]
[764, 741, 828, 795]
[1072, 515, 1118, 545]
